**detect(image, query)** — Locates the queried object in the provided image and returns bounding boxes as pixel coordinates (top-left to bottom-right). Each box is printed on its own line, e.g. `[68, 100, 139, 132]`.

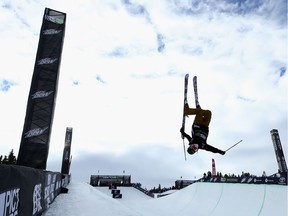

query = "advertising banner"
[17, 8, 66, 169]
[270, 129, 288, 174]
[61, 127, 73, 174]
[203, 176, 287, 185]
[0, 165, 70, 216]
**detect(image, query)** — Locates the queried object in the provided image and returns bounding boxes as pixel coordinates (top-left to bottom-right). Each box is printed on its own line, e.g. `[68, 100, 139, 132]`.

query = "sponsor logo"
[195, 132, 206, 140]
[0, 188, 20, 216]
[264, 178, 275, 183]
[64, 150, 69, 160]
[226, 178, 239, 183]
[279, 177, 286, 183]
[44, 15, 64, 24]
[220, 178, 226, 182]
[65, 132, 72, 145]
[247, 177, 253, 183]
[254, 178, 262, 183]
[42, 29, 62, 35]
[241, 178, 246, 183]
[32, 90, 53, 99]
[33, 184, 42, 215]
[24, 127, 48, 138]
[37, 58, 58, 65]
[44, 174, 59, 208]
[55, 180, 61, 191]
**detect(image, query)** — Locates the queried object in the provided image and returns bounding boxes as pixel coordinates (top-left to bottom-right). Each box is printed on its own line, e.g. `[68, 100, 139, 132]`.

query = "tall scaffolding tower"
[17, 8, 66, 169]
[270, 129, 287, 175]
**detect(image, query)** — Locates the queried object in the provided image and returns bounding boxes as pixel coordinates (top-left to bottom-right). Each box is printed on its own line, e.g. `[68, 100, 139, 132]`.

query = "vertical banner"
[17, 8, 66, 169]
[212, 159, 216, 177]
[61, 127, 73, 174]
[270, 129, 288, 174]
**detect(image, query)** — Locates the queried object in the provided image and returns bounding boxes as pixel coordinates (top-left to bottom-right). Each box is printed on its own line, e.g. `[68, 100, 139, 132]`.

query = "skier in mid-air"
[180, 104, 226, 155]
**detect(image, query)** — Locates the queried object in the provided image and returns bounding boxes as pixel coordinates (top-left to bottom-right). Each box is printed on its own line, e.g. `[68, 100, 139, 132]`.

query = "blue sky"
[0, 0, 287, 188]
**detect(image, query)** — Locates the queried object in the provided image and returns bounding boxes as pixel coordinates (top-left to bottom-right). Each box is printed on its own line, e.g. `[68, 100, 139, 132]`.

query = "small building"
[175, 180, 196, 189]
[90, 175, 131, 186]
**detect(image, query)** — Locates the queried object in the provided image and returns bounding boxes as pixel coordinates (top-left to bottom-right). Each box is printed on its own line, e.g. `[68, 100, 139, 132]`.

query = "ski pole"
[225, 140, 243, 152]
[183, 139, 187, 160]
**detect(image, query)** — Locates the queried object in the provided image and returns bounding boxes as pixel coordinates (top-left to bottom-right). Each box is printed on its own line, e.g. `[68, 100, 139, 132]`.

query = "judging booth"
[90, 175, 131, 187]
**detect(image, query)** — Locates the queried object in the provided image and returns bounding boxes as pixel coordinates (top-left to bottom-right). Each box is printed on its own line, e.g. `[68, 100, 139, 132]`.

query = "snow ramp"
[132, 182, 287, 216]
[43, 182, 142, 216]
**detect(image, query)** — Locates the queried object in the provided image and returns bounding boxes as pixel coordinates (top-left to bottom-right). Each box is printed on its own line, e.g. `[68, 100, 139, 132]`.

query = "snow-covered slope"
[43, 181, 287, 216]
[43, 182, 141, 216]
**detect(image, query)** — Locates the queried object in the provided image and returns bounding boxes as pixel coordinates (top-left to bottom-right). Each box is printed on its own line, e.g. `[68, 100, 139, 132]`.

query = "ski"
[181, 74, 189, 160]
[193, 76, 200, 108]
[225, 140, 243, 152]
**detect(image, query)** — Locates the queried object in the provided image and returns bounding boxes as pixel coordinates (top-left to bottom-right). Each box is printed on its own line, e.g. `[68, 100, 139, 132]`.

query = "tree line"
[0, 149, 17, 164]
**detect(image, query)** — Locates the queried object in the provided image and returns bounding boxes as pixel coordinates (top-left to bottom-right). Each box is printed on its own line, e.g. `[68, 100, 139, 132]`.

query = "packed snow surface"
[43, 181, 287, 216]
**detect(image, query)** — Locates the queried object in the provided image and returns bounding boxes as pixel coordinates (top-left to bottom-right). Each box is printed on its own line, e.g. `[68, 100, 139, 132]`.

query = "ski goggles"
[191, 144, 199, 152]
[187, 144, 199, 155]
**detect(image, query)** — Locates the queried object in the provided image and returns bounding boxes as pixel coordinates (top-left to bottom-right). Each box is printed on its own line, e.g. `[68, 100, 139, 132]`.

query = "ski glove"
[180, 127, 185, 135]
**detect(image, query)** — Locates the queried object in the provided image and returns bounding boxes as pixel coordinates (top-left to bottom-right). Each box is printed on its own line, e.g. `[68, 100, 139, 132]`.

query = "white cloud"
[0, 0, 286, 187]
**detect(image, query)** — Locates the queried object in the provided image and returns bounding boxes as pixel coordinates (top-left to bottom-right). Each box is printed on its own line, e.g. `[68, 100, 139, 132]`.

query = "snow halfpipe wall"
[43, 181, 287, 216]
[141, 182, 287, 216]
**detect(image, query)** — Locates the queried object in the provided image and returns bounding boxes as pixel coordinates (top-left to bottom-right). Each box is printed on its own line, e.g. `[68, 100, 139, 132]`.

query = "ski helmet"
[187, 144, 199, 155]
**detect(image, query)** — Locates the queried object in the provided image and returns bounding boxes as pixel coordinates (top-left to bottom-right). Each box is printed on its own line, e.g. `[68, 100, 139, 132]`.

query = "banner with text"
[0, 165, 70, 216]
[17, 8, 66, 169]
